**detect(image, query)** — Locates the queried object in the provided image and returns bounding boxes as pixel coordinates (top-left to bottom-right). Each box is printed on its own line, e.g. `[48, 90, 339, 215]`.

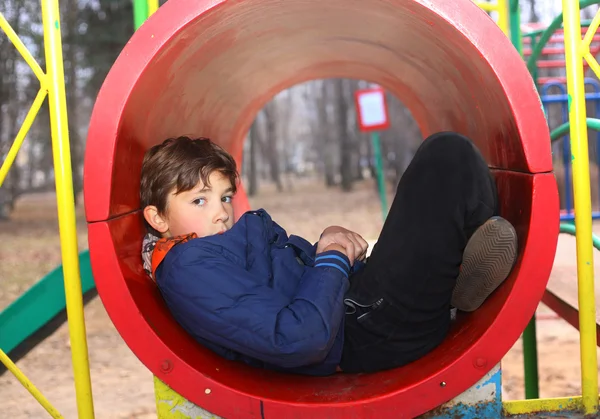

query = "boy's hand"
[316, 226, 369, 265]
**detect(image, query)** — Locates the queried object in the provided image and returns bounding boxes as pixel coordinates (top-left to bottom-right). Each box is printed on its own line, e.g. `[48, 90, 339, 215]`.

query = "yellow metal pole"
[147, 0, 159, 15]
[475, 1, 495, 12]
[582, 11, 600, 78]
[561, 1, 599, 415]
[474, 1, 509, 35]
[496, 0, 509, 35]
[41, 0, 95, 417]
[0, 12, 46, 83]
[0, 348, 64, 419]
[0, 88, 47, 187]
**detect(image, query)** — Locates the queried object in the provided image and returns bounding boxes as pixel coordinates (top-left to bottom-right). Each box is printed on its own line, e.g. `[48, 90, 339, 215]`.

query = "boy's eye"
[222, 196, 233, 204]
[192, 198, 206, 206]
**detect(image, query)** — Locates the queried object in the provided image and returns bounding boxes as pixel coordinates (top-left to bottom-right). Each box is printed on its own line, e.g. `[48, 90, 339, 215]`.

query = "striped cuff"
[315, 251, 351, 278]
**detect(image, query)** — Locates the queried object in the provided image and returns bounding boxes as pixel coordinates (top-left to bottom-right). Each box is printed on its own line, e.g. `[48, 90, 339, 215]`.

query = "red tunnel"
[83, 0, 560, 417]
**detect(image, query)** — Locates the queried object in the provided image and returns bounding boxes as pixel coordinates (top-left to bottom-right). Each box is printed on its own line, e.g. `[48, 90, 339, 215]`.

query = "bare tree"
[263, 100, 283, 192]
[247, 120, 260, 196]
[527, 0, 539, 23]
[333, 79, 353, 191]
[0, 0, 25, 212]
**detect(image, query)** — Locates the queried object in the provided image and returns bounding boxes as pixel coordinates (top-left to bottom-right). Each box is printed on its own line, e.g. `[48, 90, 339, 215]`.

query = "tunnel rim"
[83, 0, 557, 417]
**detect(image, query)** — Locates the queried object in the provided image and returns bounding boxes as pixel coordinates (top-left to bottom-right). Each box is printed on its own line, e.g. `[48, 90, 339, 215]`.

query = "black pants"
[340, 132, 498, 373]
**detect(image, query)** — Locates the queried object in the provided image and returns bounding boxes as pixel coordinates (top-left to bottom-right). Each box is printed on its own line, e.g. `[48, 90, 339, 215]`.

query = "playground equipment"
[523, 19, 600, 222]
[0, 1, 95, 417]
[0, 251, 95, 372]
[540, 78, 600, 221]
[0, 0, 598, 418]
[523, 24, 600, 85]
[84, 0, 558, 418]
[0, 0, 161, 378]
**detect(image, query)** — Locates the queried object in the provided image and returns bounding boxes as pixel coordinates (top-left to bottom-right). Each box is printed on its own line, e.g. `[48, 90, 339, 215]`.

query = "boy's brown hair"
[140, 136, 239, 231]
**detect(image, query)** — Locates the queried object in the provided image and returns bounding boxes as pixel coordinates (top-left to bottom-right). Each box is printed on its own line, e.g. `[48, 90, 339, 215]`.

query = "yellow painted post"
[561, 1, 599, 415]
[474, 1, 509, 35]
[0, 88, 47, 186]
[0, 13, 46, 82]
[147, 0, 159, 16]
[0, 348, 64, 419]
[496, 0, 508, 35]
[154, 377, 218, 418]
[503, 395, 583, 415]
[41, 0, 95, 417]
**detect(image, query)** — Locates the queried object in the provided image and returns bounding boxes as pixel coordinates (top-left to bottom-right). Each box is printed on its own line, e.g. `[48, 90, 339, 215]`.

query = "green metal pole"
[522, 318, 540, 399]
[508, 1, 541, 398]
[371, 132, 388, 220]
[509, 0, 523, 54]
[133, 0, 149, 31]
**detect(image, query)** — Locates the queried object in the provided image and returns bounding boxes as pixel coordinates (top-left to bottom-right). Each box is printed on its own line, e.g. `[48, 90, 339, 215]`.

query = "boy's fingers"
[358, 236, 369, 258]
[346, 241, 356, 263]
[350, 234, 368, 259]
[327, 234, 350, 259]
[347, 235, 363, 260]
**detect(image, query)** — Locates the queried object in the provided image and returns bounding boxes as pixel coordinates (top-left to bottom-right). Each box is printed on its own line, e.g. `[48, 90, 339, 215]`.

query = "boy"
[140, 132, 517, 375]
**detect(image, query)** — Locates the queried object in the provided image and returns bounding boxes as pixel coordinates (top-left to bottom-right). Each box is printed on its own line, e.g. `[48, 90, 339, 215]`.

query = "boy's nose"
[214, 204, 229, 223]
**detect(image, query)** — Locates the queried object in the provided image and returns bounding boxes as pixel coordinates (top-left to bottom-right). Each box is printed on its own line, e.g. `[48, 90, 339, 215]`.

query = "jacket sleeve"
[157, 248, 350, 369]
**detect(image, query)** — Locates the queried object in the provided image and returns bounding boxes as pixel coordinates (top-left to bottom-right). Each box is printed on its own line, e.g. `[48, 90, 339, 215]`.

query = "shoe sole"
[451, 217, 518, 312]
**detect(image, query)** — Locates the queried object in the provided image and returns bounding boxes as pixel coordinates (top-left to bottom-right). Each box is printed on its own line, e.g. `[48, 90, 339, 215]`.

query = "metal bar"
[503, 396, 582, 415]
[524, 47, 582, 55]
[538, 77, 569, 84]
[475, 1, 496, 12]
[0, 88, 47, 187]
[496, 0, 508, 35]
[522, 317, 540, 399]
[584, 52, 600, 79]
[561, 1, 600, 414]
[147, 0, 159, 16]
[371, 132, 388, 220]
[542, 223, 600, 345]
[133, 0, 149, 30]
[0, 12, 46, 84]
[511, 10, 541, 397]
[522, 19, 595, 39]
[542, 289, 585, 335]
[583, 9, 600, 48]
[509, 0, 522, 53]
[0, 348, 64, 418]
[537, 60, 583, 68]
[542, 93, 600, 103]
[474, 1, 508, 34]
[525, 0, 600, 75]
[561, 211, 600, 221]
[41, 0, 95, 417]
[549, 118, 600, 141]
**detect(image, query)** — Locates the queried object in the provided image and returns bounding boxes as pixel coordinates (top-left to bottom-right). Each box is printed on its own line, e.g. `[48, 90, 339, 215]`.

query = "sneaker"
[451, 216, 518, 312]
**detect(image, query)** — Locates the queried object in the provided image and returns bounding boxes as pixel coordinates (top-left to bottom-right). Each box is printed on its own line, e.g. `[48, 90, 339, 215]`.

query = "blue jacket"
[155, 209, 352, 376]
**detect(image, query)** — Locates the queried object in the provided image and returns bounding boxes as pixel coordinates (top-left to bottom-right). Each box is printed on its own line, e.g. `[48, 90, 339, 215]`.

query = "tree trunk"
[247, 121, 259, 196]
[263, 101, 283, 192]
[2, 2, 22, 210]
[318, 81, 336, 187]
[334, 79, 353, 192]
[527, 0, 539, 23]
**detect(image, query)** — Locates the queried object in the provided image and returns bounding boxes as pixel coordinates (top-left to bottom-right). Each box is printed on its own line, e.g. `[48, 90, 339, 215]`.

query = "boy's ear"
[143, 205, 169, 235]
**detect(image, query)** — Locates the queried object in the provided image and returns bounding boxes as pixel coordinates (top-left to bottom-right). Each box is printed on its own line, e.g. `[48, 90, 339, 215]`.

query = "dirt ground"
[0, 178, 599, 418]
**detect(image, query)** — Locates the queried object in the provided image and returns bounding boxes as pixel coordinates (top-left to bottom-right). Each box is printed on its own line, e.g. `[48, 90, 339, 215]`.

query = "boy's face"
[144, 171, 235, 238]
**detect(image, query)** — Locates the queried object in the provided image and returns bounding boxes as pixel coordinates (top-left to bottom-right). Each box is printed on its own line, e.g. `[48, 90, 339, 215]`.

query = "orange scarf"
[150, 233, 198, 280]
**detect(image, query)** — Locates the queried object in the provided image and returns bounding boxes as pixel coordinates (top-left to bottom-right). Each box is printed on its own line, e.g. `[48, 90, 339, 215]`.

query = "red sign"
[354, 87, 390, 132]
